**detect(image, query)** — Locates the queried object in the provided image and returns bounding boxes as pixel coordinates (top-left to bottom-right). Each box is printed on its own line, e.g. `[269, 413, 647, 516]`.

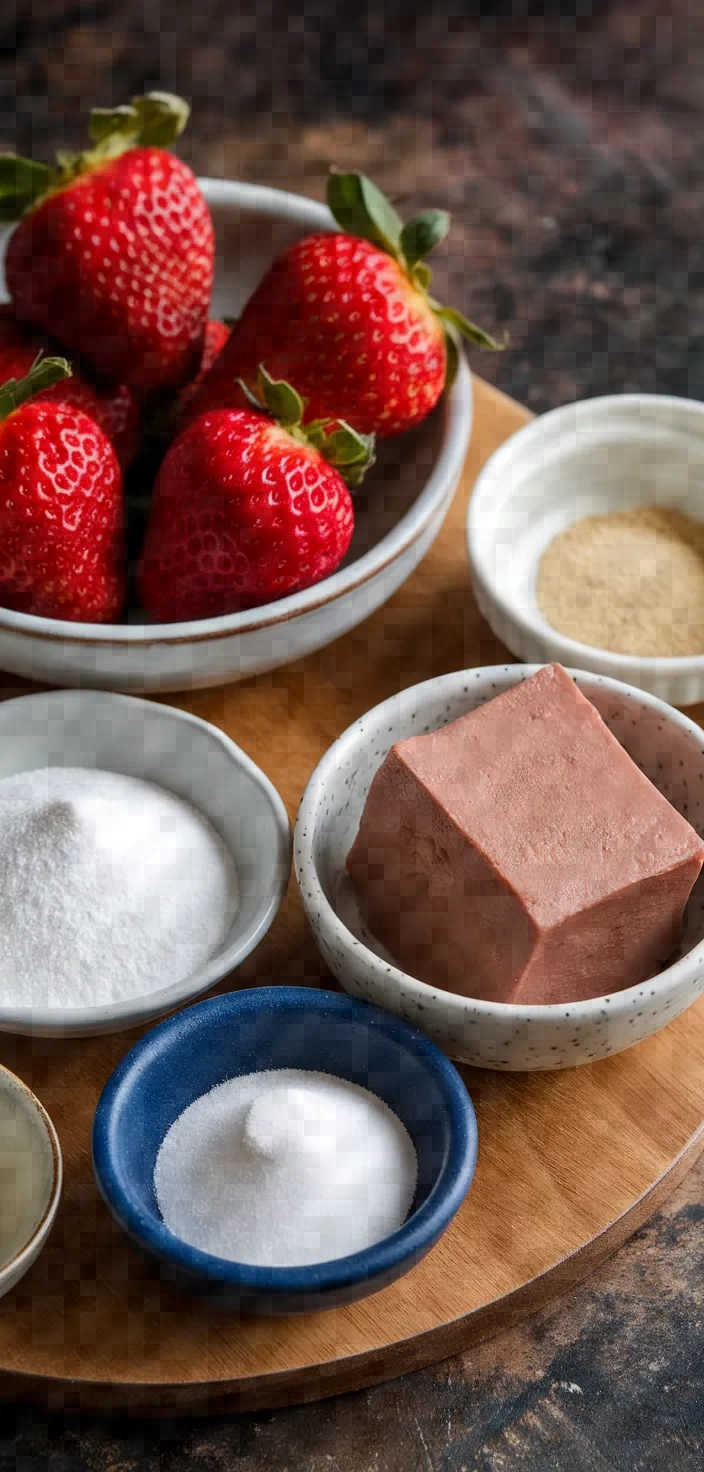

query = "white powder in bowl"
[154, 1068, 418, 1267]
[0, 767, 239, 1008]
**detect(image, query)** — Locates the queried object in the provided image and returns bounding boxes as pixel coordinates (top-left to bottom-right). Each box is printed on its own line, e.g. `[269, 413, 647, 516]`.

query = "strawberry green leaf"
[308, 419, 376, 488]
[55, 149, 80, 173]
[338, 455, 375, 489]
[258, 366, 304, 427]
[325, 425, 374, 464]
[0, 355, 71, 421]
[327, 172, 404, 260]
[433, 305, 504, 350]
[236, 377, 265, 412]
[130, 93, 191, 148]
[86, 94, 189, 166]
[400, 210, 450, 268]
[0, 155, 52, 222]
[412, 262, 433, 292]
[88, 105, 140, 145]
[442, 324, 460, 388]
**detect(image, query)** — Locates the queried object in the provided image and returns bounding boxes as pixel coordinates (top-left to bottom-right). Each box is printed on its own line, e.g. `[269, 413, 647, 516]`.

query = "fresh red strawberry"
[174, 318, 230, 421]
[138, 370, 372, 623]
[195, 318, 231, 387]
[190, 172, 500, 437]
[0, 357, 125, 622]
[0, 93, 214, 398]
[0, 305, 139, 468]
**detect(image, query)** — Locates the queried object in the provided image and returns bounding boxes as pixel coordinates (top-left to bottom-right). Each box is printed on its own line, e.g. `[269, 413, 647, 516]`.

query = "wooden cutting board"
[0, 376, 703, 1415]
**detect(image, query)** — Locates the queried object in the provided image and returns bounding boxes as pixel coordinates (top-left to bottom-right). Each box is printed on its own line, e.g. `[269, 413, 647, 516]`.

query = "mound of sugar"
[154, 1068, 418, 1267]
[0, 766, 239, 1008]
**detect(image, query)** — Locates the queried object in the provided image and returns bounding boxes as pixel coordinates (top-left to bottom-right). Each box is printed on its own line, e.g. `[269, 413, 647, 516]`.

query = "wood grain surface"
[1, 377, 703, 1416]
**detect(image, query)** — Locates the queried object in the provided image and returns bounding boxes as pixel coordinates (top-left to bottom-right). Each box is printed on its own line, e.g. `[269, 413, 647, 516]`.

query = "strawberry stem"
[0, 93, 190, 221]
[241, 365, 376, 489]
[88, 93, 190, 155]
[0, 355, 71, 421]
[432, 303, 503, 351]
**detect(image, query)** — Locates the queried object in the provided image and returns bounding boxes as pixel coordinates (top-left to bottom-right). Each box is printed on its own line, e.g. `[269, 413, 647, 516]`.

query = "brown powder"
[537, 506, 704, 658]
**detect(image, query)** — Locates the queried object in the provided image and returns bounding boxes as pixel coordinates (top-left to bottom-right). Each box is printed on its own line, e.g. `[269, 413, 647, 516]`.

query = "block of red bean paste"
[346, 664, 704, 1004]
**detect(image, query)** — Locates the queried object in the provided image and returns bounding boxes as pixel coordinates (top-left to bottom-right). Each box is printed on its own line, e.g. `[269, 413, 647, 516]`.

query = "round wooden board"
[1, 377, 704, 1416]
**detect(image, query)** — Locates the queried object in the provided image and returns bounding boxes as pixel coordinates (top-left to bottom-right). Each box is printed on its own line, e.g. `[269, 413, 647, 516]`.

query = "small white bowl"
[0, 690, 291, 1037]
[295, 664, 704, 1071]
[467, 394, 704, 706]
[0, 1065, 62, 1299]
[0, 179, 472, 693]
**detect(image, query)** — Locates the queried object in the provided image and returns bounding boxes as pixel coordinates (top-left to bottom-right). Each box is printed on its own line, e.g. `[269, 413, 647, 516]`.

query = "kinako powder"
[537, 506, 704, 658]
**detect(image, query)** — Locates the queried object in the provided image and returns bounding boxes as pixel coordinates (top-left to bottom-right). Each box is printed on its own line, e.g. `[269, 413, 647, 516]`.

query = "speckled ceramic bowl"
[295, 665, 704, 1071]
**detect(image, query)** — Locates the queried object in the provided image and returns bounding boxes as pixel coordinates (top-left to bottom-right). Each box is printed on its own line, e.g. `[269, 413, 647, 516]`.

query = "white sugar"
[154, 1069, 418, 1267]
[0, 767, 238, 1008]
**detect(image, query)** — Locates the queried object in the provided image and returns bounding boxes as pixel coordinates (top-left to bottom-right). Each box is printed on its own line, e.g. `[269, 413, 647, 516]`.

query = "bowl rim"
[0, 689, 292, 1034]
[0, 1064, 63, 1283]
[466, 391, 704, 676]
[91, 986, 478, 1293]
[0, 176, 472, 649]
[294, 662, 704, 1022]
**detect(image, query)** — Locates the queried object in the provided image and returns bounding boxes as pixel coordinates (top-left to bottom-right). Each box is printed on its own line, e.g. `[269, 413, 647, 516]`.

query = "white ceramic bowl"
[0, 689, 291, 1037]
[295, 664, 704, 1071]
[0, 179, 472, 693]
[0, 1065, 62, 1299]
[467, 394, 704, 706]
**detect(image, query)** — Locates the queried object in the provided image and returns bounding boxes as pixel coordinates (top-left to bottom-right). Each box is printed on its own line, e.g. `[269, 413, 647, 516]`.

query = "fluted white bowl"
[0, 689, 291, 1036]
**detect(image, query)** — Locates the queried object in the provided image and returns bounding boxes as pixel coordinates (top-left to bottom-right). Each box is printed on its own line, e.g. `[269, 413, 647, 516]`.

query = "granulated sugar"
[153, 1069, 418, 1267]
[0, 767, 238, 1008]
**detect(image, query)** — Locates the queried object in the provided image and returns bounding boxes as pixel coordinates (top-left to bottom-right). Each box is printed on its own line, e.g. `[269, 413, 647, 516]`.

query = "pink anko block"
[346, 664, 704, 1005]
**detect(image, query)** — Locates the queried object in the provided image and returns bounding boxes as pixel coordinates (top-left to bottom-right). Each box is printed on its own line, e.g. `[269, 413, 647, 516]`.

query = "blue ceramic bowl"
[92, 987, 478, 1314]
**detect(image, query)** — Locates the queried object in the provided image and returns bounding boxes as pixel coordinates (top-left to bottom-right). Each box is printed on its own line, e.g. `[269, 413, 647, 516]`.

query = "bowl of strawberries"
[0, 93, 492, 692]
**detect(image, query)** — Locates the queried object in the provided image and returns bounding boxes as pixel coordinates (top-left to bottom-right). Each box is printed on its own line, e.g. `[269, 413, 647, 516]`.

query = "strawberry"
[193, 318, 231, 391]
[138, 369, 373, 623]
[0, 305, 139, 469]
[0, 357, 125, 622]
[189, 172, 500, 438]
[0, 93, 214, 399]
[174, 318, 230, 422]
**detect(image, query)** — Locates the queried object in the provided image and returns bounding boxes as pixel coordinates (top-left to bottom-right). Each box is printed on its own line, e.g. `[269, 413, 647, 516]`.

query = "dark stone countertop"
[2, 1, 704, 1465]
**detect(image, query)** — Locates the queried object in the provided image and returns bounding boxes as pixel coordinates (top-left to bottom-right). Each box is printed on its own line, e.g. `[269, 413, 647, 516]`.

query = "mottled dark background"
[4, 0, 704, 415]
[2, 1, 704, 1467]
